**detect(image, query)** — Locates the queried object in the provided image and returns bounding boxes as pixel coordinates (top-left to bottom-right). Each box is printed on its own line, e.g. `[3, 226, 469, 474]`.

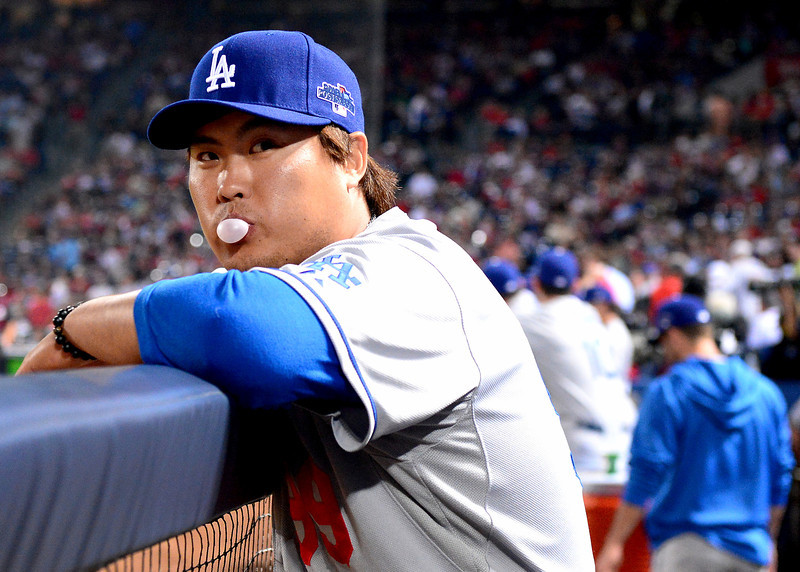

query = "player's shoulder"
[330, 209, 479, 278]
[283, 210, 482, 307]
[641, 369, 682, 405]
[362, 207, 465, 258]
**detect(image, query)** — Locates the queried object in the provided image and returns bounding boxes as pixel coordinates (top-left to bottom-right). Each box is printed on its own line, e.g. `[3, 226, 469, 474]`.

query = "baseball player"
[17, 31, 594, 570]
[583, 285, 635, 392]
[481, 255, 539, 317]
[596, 295, 794, 572]
[522, 246, 637, 483]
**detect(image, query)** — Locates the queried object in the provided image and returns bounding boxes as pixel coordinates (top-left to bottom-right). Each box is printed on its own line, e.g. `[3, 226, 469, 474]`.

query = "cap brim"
[147, 99, 333, 150]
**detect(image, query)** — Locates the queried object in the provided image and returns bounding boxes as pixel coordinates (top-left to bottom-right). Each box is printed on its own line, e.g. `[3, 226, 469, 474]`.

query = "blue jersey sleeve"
[133, 269, 357, 409]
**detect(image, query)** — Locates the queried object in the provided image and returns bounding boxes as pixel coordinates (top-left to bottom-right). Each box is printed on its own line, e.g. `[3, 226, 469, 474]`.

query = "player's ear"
[343, 131, 368, 188]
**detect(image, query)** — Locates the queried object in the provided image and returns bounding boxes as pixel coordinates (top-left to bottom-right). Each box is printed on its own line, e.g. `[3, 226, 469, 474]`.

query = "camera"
[748, 278, 800, 293]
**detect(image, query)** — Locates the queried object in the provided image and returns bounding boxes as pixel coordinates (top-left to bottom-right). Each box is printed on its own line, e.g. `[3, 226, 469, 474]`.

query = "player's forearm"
[17, 291, 142, 374]
[769, 505, 785, 540]
[65, 291, 142, 363]
[596, 501, 644, 572]
[606, 500, 644, 544]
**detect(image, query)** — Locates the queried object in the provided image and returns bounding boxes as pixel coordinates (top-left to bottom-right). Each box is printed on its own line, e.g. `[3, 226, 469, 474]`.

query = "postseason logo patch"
[316, 82, 356, 119]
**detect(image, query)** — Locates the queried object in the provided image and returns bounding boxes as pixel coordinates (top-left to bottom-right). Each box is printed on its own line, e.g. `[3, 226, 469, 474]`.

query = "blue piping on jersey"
[273, 268, 378, 429]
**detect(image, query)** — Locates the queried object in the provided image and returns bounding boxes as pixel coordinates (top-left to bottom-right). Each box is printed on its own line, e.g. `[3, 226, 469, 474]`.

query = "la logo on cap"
[206, 45, 236, 92]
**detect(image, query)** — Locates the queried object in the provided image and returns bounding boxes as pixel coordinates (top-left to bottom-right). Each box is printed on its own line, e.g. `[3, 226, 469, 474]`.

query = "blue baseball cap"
[147, 30, 364, 149]
[536, 247, 579, 290]
[654, 294, 712, 338]
[583, 285, 613, 305]
[483, 257, 524, 297]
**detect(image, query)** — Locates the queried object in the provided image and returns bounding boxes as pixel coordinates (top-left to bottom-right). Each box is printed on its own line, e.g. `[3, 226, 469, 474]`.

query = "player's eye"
[251, 140, 275, 153]
[194, 150, 218, 162]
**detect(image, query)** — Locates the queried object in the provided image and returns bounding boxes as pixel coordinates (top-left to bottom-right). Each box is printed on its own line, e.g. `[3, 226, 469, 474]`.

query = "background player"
[522, 246, 637, 483]
[596, 294, 793, 572]
[17, 30, 594, 570]
[481, 255, 539, 317]
[583, 285, 635, 394]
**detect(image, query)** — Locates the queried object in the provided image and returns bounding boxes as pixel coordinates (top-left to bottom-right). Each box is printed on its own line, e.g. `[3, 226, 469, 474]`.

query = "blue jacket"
[624, 355, 794, 565]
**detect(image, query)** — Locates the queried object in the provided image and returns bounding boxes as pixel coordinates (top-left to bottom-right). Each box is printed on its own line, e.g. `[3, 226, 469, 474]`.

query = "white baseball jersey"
[257, 207, 594, 571]
[518, 295, 637, 483]
[605, 314, 635, 389]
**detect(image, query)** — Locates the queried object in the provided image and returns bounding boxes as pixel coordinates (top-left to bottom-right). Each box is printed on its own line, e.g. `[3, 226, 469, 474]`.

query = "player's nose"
[216, 155, 254, 201]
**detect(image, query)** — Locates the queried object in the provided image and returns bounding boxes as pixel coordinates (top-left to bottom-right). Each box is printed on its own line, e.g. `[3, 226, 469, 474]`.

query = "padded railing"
[0, 365, 232, 572]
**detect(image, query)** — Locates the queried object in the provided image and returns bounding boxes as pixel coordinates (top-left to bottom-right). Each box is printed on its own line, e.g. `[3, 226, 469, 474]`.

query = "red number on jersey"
[286, 458, 354, 565]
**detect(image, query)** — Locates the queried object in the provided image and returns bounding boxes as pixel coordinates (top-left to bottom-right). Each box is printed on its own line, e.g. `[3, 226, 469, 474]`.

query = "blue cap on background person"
[583, 285, 614, 306]
[653, 294, 712, 338]
[482, 257, 525, 297]
[147, 30, 364, 149]
[536, 247, 579, 290]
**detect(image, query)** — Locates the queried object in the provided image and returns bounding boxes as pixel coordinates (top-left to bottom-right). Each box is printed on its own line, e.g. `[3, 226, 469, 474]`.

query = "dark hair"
[678, 323, 714, 340]
[318, 124, 398, 218]
[540, 284, 572, 296]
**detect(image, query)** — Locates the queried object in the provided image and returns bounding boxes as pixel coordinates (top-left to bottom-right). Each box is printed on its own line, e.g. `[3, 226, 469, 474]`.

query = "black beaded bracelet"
[53, 303, 97, 361]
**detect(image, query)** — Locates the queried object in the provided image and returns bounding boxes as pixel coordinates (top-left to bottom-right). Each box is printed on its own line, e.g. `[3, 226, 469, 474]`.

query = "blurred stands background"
[3, 0, 800, 397]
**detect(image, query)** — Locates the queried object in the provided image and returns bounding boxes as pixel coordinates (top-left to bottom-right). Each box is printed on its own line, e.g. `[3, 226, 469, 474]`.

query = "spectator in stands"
[647, 254, 686, 323]
[729, 238, 774, 332]
[596, 294, 794, 572]
[759, 280, 800, 382]
[576, 245, 636, 315]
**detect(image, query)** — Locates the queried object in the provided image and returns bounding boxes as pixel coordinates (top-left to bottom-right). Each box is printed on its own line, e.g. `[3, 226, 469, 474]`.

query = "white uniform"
[518, 295, 637, 484]
[258, 207, 593, 571]
[605, 313, 635, 391]
[507, 287, 540, 318]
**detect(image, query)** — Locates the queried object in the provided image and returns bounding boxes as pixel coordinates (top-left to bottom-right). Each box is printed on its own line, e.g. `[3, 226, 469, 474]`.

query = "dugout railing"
[0, 365, 276, 572]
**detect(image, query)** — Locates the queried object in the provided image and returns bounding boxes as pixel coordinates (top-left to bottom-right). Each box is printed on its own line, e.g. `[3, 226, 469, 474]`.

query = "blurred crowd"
[3, 1, 800, 385]
[0, 2, 144, 202]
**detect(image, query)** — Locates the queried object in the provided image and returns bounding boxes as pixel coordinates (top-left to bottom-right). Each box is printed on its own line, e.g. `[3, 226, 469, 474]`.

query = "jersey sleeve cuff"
[257, 268, 377, 452]
[133, 284, 172, 366]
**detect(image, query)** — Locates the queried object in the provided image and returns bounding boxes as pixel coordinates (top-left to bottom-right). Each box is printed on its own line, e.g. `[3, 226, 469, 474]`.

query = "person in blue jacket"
[596, 294, 795, 572]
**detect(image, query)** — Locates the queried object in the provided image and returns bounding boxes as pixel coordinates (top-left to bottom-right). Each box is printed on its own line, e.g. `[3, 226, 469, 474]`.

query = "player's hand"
[595, 542, 624, 572]
[15, 332, 102, 375]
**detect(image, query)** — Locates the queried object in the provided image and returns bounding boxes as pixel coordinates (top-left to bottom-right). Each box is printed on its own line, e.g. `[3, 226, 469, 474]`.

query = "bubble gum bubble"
[217, 218, 249, 244]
